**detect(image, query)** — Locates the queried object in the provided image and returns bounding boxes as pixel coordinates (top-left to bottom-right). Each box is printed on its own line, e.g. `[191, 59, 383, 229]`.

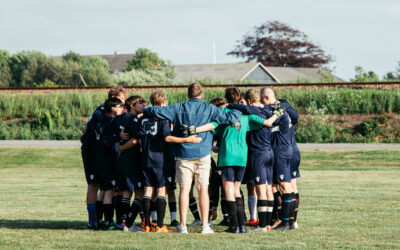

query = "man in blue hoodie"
[144, 82, 241, 234]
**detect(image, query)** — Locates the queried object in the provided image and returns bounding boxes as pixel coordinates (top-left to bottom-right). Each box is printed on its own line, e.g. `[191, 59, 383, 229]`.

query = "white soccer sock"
[170, 211, 177, 221]
[248, 195, 257, 220]
[151, 211, 157, 221]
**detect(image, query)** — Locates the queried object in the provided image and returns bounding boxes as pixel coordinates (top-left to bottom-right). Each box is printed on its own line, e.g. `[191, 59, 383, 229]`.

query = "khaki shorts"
[175, 155, 211, 186]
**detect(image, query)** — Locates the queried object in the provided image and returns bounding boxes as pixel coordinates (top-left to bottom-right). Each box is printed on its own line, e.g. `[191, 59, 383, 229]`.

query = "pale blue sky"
[1, 0, 399, 80]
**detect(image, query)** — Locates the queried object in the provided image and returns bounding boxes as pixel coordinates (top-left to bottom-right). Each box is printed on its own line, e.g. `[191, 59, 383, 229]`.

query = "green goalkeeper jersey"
[213, 107, 265, 167]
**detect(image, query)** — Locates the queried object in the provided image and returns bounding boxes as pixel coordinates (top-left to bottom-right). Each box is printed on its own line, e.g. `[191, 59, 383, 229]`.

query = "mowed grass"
[0, 148, 399, 249]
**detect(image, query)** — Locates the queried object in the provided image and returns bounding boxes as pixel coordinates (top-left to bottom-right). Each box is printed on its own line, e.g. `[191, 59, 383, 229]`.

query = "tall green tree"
[350, 66, 379, 82]
[0, 50, 12, 87]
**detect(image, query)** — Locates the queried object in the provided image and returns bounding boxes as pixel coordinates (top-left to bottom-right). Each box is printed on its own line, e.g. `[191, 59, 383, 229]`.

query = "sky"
[1, 0, 400, 80]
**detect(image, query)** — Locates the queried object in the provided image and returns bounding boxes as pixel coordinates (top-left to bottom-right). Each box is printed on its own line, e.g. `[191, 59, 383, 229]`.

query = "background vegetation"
[0, 88, 399, 142]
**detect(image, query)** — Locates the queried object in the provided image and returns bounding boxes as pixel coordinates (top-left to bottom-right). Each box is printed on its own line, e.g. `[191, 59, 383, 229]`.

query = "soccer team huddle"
[81, 83, 300, 234]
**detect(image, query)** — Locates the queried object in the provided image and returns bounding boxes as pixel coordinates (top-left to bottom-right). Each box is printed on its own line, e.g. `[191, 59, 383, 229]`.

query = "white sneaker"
[201, 225, 214, 234]
[294, 222, 299, 229]
[189, 219, 202, 227]
[128, 225, 144, 232]
[175, 225, 188, 234]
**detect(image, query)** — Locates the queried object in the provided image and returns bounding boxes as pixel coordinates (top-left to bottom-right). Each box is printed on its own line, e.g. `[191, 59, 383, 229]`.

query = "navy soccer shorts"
[248, 150, 274, 186]
[164, 164, 176, 188]
[290, 150, 301, 179]
[81, 144, 98, 184]
[123, 165, 144, 192]
[143, 167, 166, 188]
[221, 166, 246, 182]
[273, 158, 292, 183]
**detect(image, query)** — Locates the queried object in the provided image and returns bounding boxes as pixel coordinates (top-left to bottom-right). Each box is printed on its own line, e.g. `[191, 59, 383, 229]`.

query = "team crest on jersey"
[138, 182, 142, 187]
[111, 180, 116, 186]
[256, 177, 260, 183]
[293, 171, 297, 176]
[168, 177, 172, 182]
[279, 174, 284, 180]
[90, 174, 94, 180]
[134, 118, 138, 122]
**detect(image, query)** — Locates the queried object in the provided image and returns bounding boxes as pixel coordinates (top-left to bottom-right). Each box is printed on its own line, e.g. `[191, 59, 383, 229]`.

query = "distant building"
[88, 53, 342, 83]
[83, 53, 135, 74]
[173, 62, 342, 83]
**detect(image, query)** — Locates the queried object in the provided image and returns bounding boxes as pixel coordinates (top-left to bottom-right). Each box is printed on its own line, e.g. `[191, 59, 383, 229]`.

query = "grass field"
[0, 148, 399, 249]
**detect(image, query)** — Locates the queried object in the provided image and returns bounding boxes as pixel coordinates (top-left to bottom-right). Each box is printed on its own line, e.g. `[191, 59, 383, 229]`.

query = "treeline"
[0, 49, 176, 87]
[0, 88, 400, 142]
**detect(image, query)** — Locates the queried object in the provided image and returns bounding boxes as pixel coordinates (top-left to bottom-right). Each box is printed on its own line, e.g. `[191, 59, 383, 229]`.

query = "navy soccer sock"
[126, 199, 143, 228]
[257, 200, 269, 228]
[143, 196, 152, 227]
[121, 197, 131, 223]
[103, 204, 114, 226]
[294, 193, 300, 222]
[236, 197, 245, 227]
[96, 200, 103, 224]
[87, 203, 97, 225]
[281, 193, 292, 225]
[156, 196, 167, 227]
[189, 197, 201, 221]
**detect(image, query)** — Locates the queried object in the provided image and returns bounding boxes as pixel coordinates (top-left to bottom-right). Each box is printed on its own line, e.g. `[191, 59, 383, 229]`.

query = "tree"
[350, 66, 379, 82]
[125, 48, 176, 80]
[227, 20, 332, 67]
[0, 50, 12, 87]
[383, 61, 400, 81]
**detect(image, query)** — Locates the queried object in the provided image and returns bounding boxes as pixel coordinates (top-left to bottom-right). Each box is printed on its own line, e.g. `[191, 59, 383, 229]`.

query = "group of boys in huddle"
[81, 82, 300, 234]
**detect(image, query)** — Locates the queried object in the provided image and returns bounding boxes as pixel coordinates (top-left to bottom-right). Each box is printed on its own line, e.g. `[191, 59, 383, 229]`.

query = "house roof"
[82, 53, 135, 74]
[173, 62, 342, 83]
[173, 62, 276, 82]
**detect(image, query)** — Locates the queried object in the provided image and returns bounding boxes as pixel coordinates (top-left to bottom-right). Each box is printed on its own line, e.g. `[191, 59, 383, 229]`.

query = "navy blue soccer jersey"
[270, 106, 293, 160]
[81, 104, 108, 145]
[134, 117, 174, 169]
[279, 99, 300, 154]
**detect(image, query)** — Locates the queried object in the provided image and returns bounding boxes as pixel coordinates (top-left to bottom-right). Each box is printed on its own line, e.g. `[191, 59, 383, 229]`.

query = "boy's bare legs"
[179, 184, 191, 227]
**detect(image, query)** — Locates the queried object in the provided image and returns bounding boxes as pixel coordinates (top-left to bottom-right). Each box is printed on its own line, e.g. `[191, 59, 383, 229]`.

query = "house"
[83, 53, 135, 74]
[89, 53, 342, 83]
[173, 62, 342, 83]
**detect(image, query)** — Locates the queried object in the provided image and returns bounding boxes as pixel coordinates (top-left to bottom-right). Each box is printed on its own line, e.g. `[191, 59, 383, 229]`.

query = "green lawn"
[0, 148, 399, 249]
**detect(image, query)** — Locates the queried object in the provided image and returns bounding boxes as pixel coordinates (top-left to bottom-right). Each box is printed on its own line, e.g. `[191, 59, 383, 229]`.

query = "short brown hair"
[188, 82, 203, 99]
[150, 91, 167, 106]
[209, 97, 227, 108]
[125, 95, 146, 111]
[224, 87, 241, 104]
[245, 89, 261, 104]
[108, 86, 128, 99]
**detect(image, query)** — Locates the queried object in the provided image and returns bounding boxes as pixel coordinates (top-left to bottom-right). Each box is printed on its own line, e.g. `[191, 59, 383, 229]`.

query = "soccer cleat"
[116, 222, 129, 231]
[245, 218, 259, 227]
[294, 221, 299, 229]
[218, 217, 230, 226]
[250, 226, 271, 232]
[128, 225, 144, 232]
[239, 226, 248, 233]
[170, 220, 179, 227]
[201, 225, 214, 234]
[87, 223, 97, 230]
[189, 219, 202, 227]
[155, 225, 173, 233]
[271, 220, 281, 229]
[224, 226, 240, 233]
[144, 226, 153, 232]
[274, 222, 291, 231]
[175, 225, 188, 234]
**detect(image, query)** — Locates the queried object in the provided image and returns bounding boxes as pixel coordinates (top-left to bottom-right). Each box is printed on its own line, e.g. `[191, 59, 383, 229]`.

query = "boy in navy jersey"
[138, 91, 203, 232]
[279, 99, 301, 229]
[81, 87, 127, 229]
[260, 87, 295, 230]
[109, 96, 147, 232]
[228, 89, 282, 232]
[94, 97, 125, 230]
